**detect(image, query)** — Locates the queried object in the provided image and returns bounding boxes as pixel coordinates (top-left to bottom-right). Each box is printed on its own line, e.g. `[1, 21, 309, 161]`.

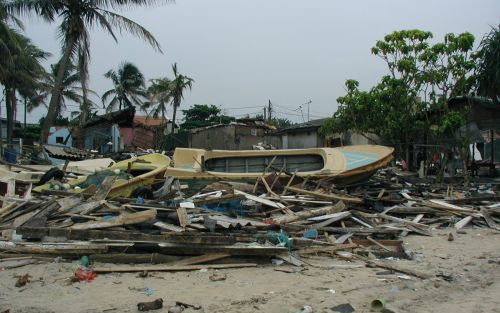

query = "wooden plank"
[335, 233, 353, 244]
[366, 236, 392, 252]
[281, 169, 298, 196]
[276, 201, 345, 225]
[172, 253, 230, 265]
[299, 243, 358, 254]
[481, 208, 500, 230]
[400, 214, 424, 237]
[378, 213, 429, 228]
[454, 215, 473, 230]
[176, 207, 189, 227]
[234, 189, 284, 209]
[367, 260, 433, 279]
[55, 195, 83, 214]
[71, 209, 157, 230]
[424, 200, 478, 214]
[307, 211, 351, 222]
[0, 241, 108, 254]
[275, 253, 304, 267]
[154, 221, 185, 232]
[285, 186, 363, 204]
[253, 156, 277, 193]
[377, 189, 386, 199]
[261, 175, 279, 197]
[93, 263, 258, 273]
[89, 176, 118, 201]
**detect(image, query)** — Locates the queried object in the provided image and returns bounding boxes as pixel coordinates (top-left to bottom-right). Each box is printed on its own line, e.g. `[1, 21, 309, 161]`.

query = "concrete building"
[189, 119, 280, 150]
[47, 127, 72, 147]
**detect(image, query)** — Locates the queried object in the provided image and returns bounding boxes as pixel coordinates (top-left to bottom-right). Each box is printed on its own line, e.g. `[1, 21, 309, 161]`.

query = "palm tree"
[143, 77, 171, 122]
[0, 0, 24, 81]
[0, 31, 48, 144]
[168, 63, 194, 146]
[102, 62, 146, 113]
[476, 25, 500, 104]
[6, 0, 165, 143]
[30, 62, 98, 118]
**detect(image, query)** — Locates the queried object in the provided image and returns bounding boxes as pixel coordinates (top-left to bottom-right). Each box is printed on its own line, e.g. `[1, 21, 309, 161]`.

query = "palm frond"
[99, 9, 162, 52]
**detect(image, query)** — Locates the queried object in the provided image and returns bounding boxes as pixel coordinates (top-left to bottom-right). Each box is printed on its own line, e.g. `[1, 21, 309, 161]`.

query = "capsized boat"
[33, 153, 171, 198]
[165, 145, 394, 185]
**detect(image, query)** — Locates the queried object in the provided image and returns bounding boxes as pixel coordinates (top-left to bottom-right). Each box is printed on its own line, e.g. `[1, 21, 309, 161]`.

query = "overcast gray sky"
[13, 0, 500, 123]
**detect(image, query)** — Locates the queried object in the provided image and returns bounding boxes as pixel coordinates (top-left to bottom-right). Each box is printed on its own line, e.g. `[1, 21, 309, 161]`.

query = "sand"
[1, 228, 499, 313]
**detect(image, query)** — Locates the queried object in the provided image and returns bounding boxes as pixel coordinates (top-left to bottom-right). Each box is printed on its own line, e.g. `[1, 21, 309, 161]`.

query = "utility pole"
[268, 99, 272, 122]
[306, 100, 312, 122]
[263, 107, 267, 121]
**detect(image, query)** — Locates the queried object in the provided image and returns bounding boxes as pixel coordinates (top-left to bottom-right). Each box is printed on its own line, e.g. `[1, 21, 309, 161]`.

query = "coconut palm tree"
[168, 63, 193, 146]
[30, 62, 98, 118]
[143, 77, 171, 122]
[5, 0, 165, 143]
[102, 62, 146, 113]
[476, 25, 500, 104]
[0, 0, 24, 81]
[0, 31, 48, 144]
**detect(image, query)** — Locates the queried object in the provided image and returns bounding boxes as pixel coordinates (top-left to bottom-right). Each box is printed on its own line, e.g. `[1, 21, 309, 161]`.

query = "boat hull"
[33, 154, 171, 198]
[166, 145, 394, 185]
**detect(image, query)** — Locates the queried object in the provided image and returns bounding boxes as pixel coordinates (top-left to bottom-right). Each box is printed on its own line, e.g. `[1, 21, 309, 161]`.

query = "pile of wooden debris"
[0, 167, 498, 277]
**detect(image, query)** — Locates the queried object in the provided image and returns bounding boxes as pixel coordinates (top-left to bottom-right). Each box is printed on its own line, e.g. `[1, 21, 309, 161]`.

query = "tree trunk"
[0, 92, 3, 158]
[5, 87, 15, 145]
[41, 34, 76, 143]
[170, 103, 178, 150]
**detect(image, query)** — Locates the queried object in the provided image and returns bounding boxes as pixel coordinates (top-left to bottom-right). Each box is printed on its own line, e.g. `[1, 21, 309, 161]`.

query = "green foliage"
[255, 114, 293, 128]
[438, 111, 467, 134]
[180, 104, 235, 130]
[475, 25, 500, 103]
[322, 29, 477, 156]
[269, 117, 293, 128]
[103, 61, 146, 112]
[39, 116, 71, 127]
[5, 0, 164, 139]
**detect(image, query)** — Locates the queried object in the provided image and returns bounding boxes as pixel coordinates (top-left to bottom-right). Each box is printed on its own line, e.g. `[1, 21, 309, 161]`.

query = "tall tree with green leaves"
[180, 104, 235, 130]
[31, 62, 98, 118]
[102, 61, 146, 113]
[0, 31, 48, 144]
[321, 30, 476, 178]
[6, 0, 165, 142]
[475, 24, 500, 104]
[169, 63, 194, 135]
[143, 77, 171, 122]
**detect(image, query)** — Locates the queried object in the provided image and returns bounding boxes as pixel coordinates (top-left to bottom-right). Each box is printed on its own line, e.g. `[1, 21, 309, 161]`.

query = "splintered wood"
[0, 163, 498, 275]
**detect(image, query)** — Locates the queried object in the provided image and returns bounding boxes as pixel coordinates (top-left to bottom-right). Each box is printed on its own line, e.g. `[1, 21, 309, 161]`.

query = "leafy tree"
[102, 61, 146, 112]
[142, 77, 171, 122]
[255, 114, 293, 128]
[0, 30, 48, 144]
[6, 0, 164, 142]
[475, 24, 500, 104]
[169, 63, 194, 133]
[321, 30, 477, 170]
[168, 63, 193, 146]
[30, 62, 98, 118]
[180, 104, 235, 130]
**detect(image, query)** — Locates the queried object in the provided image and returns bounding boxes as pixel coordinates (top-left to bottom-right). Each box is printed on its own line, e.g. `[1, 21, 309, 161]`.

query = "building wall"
[84, 124, 121, 153]
[190, 125, 281, 150]
[283, 131, 321, 149]
[47, 127, 72, 147]
[325, 131, 381, 146]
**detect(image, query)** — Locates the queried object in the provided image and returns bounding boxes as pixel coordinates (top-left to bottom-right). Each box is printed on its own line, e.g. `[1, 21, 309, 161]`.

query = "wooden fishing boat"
[165, 145, 394, 185]
[33, 153, 171, 198]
